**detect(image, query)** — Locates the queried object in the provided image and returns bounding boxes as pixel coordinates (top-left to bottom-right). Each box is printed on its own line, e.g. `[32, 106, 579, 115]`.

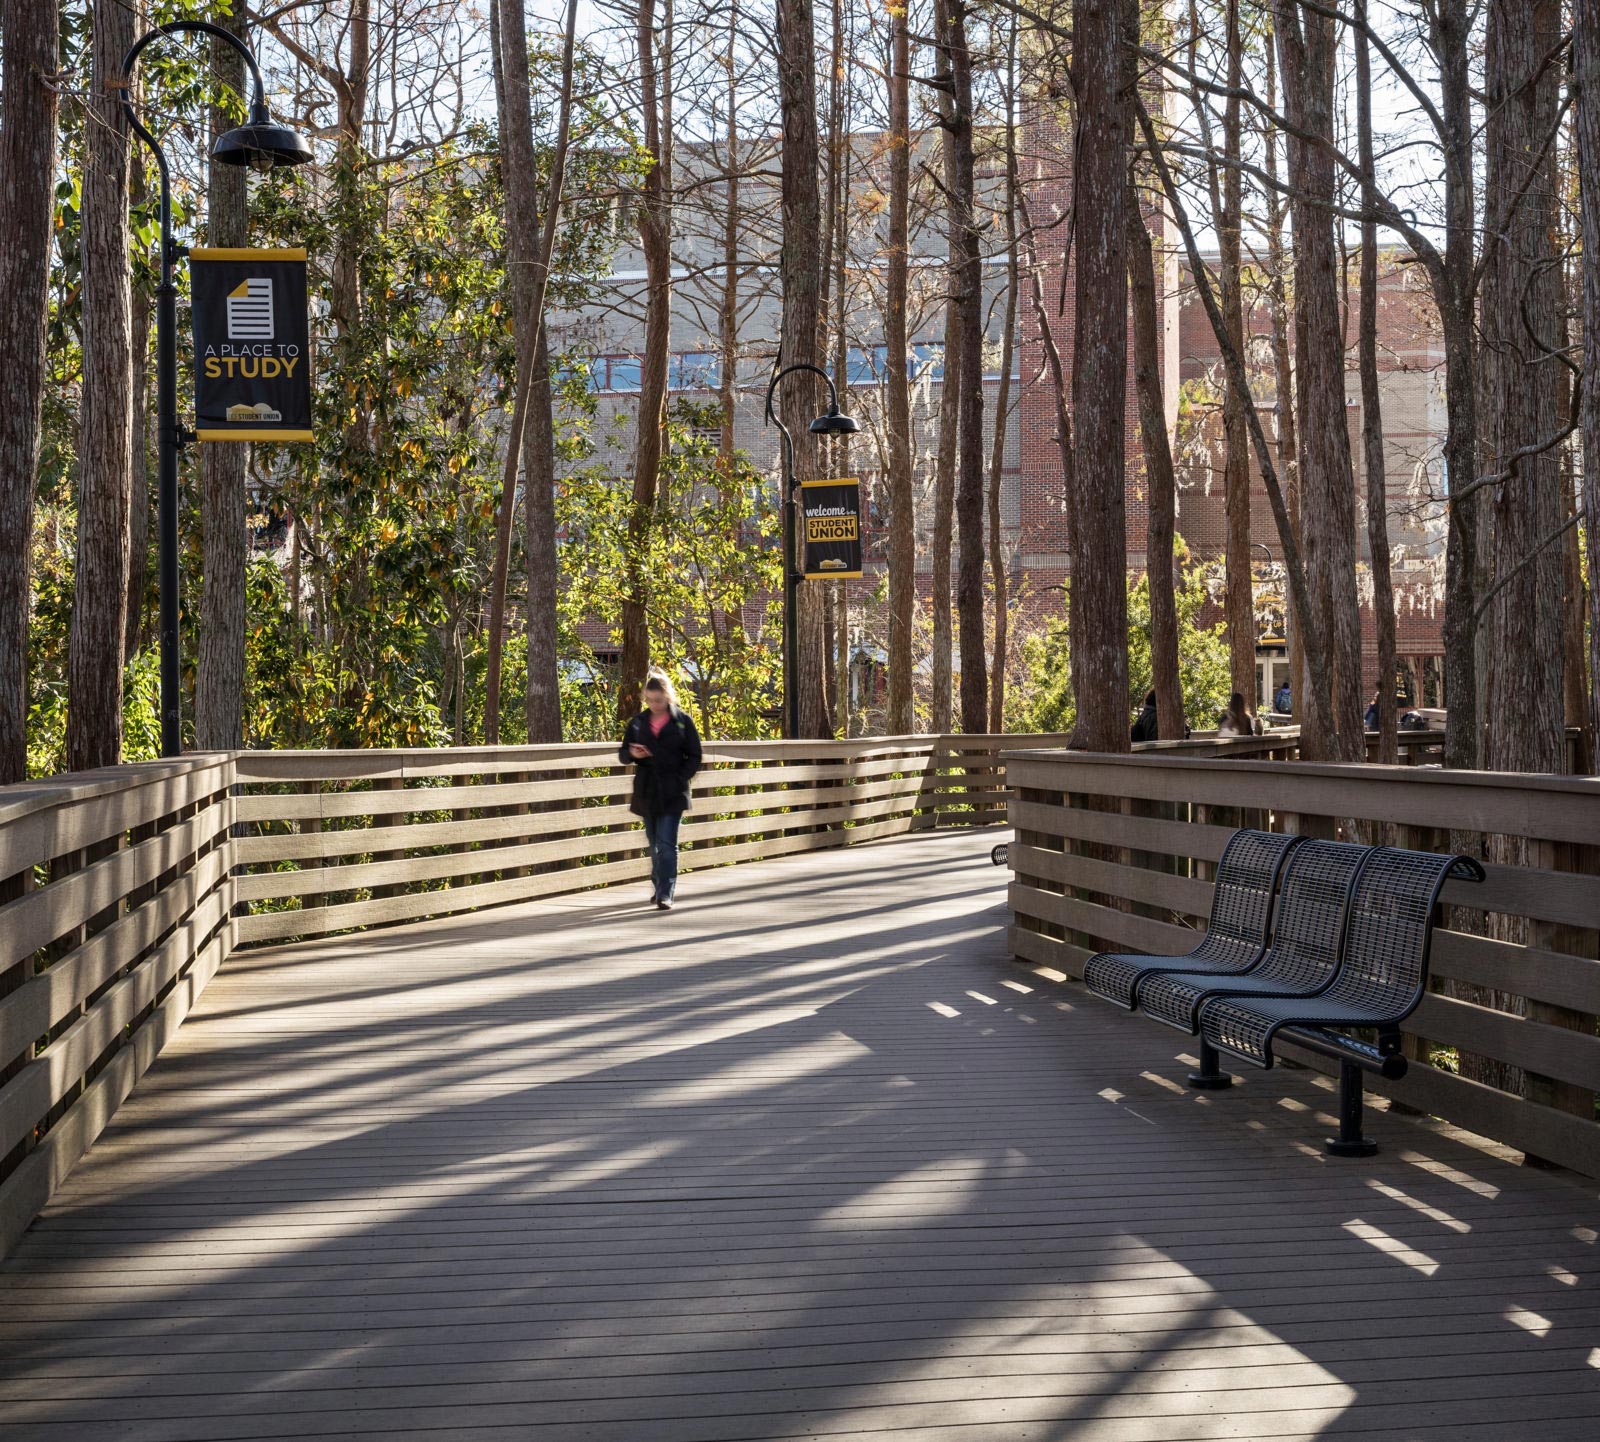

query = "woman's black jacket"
[619, 707, 703, 818]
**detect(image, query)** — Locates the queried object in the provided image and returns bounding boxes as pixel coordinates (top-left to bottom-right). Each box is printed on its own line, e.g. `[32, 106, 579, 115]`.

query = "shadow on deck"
[1, 829, 1597, 1440]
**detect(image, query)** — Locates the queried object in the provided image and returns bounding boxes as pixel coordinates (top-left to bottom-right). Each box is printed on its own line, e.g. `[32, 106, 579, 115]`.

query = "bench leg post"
[1188, 1040, 1233, 1090]
[1326, 1059, 1379, 1157]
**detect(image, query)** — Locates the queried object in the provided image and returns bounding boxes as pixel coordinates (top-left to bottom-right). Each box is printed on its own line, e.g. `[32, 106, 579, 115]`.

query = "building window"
[604, 355, 642, 392]
[669, 352, 721, 391]
[909, 342, 944, 382]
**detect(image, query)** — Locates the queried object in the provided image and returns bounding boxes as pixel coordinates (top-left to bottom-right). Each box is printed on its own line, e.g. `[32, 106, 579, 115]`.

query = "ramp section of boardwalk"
[2, 829, 1598, 1440]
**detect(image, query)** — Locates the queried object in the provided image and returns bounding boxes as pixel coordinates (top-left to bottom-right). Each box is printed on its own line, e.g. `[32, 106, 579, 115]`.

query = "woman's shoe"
[657, 897, 673, 911]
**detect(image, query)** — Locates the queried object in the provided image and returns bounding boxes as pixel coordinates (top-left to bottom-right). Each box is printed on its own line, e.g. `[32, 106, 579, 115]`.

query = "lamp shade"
[809, 408, 859, 436]
[213, 104, 313, 170]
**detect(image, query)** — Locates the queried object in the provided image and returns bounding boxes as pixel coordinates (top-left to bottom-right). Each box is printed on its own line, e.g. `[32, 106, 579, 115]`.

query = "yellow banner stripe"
[196, 429, 315, 443]
[799, 477, 858, 488]
[189, 247, 307, 262]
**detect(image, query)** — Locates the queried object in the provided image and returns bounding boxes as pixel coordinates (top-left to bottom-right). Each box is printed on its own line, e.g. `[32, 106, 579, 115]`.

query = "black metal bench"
[1200, 844, 1483, 1155]
[1082, 828, 1301, 1017]
[1080, 831, 1484, 1156]
[1134, 838, 1371, 1088]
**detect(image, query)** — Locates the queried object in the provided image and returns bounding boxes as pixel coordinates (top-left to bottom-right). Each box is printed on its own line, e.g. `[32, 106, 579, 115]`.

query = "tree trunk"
[883, 6, 915, 736]
[1068, 0, 1131, 753]
[0, 0, 60, 783]
[776, 0, 828, 736]
[619, 0, 675, 722]
[947, 2, 987, 736]
[1263, 38, 1302, 719]
[987, 20, 1020, 736]
[331, 4, 370, 368]
[68, 0, 138, 773]
[1583, 0, 1600, 770]
[195, 12, 250, 752]
[719, 2, 741, 470]
[1434, 0, 1481, 769]
[1355, 6, 1397, 766]
[523, 325, 561, 743]
[1127, 186, 1184, 743]
[929, 293, 958, 735]
[1480, 0, 1565, 778]
[1274, 1, 1361, 763]
[928, 25, 960, 737]
[1219, 0, 1254, 706]
[825, 7, 850, 737]
[492, 0, 574, 744]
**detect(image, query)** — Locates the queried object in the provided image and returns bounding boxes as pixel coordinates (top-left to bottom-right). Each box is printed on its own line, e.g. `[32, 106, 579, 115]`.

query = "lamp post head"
[213, 101, 313, 173]
[808, 406, 859, 436]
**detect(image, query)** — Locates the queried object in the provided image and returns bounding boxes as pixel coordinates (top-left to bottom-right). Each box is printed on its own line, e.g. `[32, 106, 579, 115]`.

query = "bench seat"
[1081, 829, 1299, 1009]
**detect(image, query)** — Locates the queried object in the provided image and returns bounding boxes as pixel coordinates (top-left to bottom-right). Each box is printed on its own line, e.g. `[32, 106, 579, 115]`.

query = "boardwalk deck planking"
[1, 829, 1597, 1440]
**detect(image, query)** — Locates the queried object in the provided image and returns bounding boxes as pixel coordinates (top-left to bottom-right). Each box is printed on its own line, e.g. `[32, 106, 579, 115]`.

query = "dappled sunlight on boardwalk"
[0, 830, 1596, 1439]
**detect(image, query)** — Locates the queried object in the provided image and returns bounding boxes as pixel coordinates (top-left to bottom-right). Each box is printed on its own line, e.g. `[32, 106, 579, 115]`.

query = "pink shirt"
[648, 711, 670, 737]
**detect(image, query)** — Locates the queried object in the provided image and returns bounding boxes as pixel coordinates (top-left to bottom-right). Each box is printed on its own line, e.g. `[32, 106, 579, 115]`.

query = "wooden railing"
[5, 729, 1588, 1258]
[0, 754, 237, 1256]
[1005, 749, 1600, 1178]
[228, 729, 1306, 945]
[235, 739, 952, 943]
[0, 733, 1020, 1255]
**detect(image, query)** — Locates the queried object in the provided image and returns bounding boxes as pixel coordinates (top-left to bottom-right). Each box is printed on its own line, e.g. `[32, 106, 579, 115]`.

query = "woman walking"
[619, 671, 703, 910]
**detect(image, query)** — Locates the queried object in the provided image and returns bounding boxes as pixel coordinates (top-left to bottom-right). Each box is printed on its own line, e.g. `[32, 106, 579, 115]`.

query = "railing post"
[298, 779, 323, 916]
[369, 774, 405, 899]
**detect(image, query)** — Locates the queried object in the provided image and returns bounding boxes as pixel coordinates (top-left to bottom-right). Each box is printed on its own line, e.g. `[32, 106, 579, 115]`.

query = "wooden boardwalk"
[1, 828, 1597, 1440]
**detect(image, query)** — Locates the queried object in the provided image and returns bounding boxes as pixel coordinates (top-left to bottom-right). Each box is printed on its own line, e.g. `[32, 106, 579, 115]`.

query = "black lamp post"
[119, 21, 313, 758]
[763, 362, 858, 740]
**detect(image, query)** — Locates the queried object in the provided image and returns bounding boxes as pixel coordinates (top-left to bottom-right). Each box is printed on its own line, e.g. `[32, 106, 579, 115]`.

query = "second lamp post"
[763, 362, 858, 740]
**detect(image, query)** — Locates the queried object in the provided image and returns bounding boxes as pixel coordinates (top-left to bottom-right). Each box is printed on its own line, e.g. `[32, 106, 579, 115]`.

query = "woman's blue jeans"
[643, 811, 680, 902]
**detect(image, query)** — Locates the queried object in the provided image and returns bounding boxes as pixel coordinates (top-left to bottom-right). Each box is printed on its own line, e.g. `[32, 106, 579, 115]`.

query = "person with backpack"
[619, 670, 703, 910]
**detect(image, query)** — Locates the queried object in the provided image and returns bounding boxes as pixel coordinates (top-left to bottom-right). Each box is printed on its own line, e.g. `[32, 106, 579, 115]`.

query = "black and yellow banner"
[190, 247, 313, 442]
[799, 478, 863, 579]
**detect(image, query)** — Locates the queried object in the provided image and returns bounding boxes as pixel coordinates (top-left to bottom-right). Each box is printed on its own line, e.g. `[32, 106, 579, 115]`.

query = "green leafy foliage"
[556, 403, 785, 740]
[1014, 540, 1232, 735]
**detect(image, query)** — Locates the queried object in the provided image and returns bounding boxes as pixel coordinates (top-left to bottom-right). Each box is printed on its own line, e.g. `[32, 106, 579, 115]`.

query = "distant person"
[1217, 691, 1260, 737]
[1365, 688, 1381, 732]
[619, 670, 703, 911]
[1130, 691, 1158, 743]
[1274, 680, 1292, 715]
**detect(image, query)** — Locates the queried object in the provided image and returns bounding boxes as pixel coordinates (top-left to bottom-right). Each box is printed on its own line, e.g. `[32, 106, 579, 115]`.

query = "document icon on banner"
[226, 278, 274, 340]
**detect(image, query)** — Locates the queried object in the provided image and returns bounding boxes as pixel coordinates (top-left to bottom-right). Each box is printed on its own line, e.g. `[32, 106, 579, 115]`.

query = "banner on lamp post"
[799, 478, 863, 579]
[189, 247, 314, 442]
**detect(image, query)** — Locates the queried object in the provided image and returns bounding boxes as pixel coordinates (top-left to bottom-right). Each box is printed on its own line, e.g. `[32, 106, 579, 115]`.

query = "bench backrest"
[1323, 845, 1485, 1019]
[1252, 839, 1371, 991]
[1205, 829, 1303, 952]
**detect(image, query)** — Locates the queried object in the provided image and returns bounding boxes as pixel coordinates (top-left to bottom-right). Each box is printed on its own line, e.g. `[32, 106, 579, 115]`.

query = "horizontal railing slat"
[0, 797, 234, 974]
[0, 846, 234, 1063]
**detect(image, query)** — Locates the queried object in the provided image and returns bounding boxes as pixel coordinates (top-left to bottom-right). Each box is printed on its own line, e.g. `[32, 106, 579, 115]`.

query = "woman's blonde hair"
[642, 669, 678, 708]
